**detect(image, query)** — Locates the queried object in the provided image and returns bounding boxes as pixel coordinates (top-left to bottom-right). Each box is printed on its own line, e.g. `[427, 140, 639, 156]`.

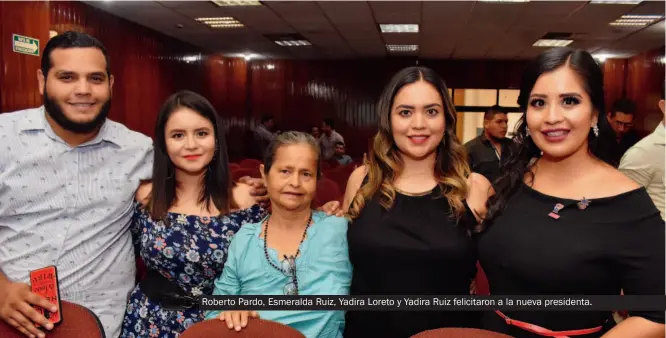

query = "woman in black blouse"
[467, 47, 665, 337]
[342, 67, 478, 338]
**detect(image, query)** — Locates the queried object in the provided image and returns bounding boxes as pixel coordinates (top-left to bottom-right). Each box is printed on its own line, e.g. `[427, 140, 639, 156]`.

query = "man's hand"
[237, 176, 269, 208]
[0, 281, 56, 338]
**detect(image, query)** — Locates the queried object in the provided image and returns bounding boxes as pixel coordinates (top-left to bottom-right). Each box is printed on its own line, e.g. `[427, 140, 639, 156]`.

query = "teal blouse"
[206, 211, 351, 338]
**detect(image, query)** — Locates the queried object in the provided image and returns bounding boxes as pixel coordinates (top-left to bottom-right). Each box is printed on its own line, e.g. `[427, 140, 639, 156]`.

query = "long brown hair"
[348, 67, 470, 221]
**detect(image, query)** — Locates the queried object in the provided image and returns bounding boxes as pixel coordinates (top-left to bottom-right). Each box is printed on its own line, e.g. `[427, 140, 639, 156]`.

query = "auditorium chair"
[410, 328, 513, 338]
[0, 301, 105, 338]
[315, 177, 342, 207]
[180, 318, 305, 338]
[229, 162, 241, 172]
[231, 167, 262, 181]
[239, 158, 262, 169]
[323, 165, 355, 192]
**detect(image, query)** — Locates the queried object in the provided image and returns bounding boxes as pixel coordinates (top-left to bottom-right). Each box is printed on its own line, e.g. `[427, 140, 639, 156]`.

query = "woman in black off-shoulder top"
[467, 47, 665, 338]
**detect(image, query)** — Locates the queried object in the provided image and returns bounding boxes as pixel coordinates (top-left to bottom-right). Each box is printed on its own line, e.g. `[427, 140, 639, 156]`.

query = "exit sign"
[13, 34, 40, 56]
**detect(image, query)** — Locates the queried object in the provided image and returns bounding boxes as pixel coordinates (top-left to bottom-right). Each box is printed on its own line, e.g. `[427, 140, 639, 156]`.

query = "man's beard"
[43, 87, 111, 134]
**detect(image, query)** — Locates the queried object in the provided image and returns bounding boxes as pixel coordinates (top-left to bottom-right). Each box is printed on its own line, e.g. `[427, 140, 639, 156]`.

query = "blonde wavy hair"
[348, 67, 470, 221]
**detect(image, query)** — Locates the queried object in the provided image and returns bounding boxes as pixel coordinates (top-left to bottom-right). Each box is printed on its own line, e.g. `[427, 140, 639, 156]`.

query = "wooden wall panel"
[602, 58, 627, 114]
[0, 1, 50, 113]
[626, 46, 665, 135]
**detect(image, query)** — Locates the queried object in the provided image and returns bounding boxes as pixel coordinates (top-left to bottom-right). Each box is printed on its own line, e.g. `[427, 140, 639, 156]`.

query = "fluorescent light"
[386, 44, 419, 52]
[275, 40, 311, 47]
[609, 15, 663, 26]
[196, 17, 244, 29]
[266, 64, 276, 70]
[211, 0, 261, 6]
[532, 39, 573, 47]
[182, 55, 201, 63]
[592, 54, 611, 62]
[243, 53, 258, 61]
[479, 0, 529, 2]
[590, 0, 641, 4]
[619, 15, 663, 19]
[380, 24, 419, 33]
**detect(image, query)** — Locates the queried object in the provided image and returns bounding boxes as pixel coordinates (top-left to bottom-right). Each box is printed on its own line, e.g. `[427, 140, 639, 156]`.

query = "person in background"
[121, 91, 265, 338]
[342, 67, 478, 338]
[464, 105, 512, 183]
[467, 47, 664, 337]
[319, 118, 344, 160]
[311, 125, 321, 139]
[208, 131, 351, 338]
[253, 115, 276, 159]
[619, 91, 665, 219]
[607, 98, 640, 166]
[334, 141, 353, 166]
[0, 32, 268, 338]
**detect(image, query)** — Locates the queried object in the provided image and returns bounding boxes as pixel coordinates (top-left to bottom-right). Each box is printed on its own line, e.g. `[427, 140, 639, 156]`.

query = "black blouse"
[345, 186, 479, 338]
[478, 182, 665, 337]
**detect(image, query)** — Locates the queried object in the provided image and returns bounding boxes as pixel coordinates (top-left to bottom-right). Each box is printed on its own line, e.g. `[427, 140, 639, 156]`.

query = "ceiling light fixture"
[380, 24, 419, 33]
[196, 17, 244, 29]
[478, 0, 529, 3]
[610, 14, 663, 26]
[211, 0, 262, 6]
[275, 40, 311, 47]
[386, 44, 419, 52]
[592, 54, 612, 62]
[590, 0, 642, 4]
[532, 39, 573, 47]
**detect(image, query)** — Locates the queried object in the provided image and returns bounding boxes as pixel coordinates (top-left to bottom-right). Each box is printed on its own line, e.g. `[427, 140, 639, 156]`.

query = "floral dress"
[121, 202, 265, 338]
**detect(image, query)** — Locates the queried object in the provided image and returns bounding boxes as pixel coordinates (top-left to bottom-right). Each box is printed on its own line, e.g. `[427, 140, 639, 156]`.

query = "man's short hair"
[335, 141, 345, 147]
[42, 31, 110, 78]
[610, 99, 637, 117]
[323, 118, 335, 129]
[261, 115, 274, 124]
[484, 105, 505, 120]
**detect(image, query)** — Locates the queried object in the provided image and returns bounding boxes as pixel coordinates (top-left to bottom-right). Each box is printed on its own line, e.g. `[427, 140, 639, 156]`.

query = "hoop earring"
[592, 124, 599, 137]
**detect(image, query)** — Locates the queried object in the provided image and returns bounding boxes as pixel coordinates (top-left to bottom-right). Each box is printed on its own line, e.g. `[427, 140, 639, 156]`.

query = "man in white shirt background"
[319, 118, 344, 160]
[619, 91, 665, 219]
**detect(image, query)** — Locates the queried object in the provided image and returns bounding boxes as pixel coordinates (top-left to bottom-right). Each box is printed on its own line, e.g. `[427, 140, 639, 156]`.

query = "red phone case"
[30, 265, 62, 325]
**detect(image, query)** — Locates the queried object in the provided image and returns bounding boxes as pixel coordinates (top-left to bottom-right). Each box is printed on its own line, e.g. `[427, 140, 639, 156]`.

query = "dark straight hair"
[147, 90, 236, 221]
[484, 47, 616, 228]
[41, 31, 110, 78]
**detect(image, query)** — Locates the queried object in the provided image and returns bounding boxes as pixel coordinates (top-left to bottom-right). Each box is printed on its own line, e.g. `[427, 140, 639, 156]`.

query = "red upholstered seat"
[180, 318, 305, 338]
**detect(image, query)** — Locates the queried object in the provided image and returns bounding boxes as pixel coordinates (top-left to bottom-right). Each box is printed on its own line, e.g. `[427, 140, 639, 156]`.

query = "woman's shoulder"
[233, 219, 263, 241]
[312, 211, 349, 234]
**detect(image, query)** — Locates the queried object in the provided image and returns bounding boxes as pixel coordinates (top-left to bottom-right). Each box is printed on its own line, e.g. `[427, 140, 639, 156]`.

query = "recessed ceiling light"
[211, 0, 261, 6]
[380, 24, 419, 33]
[275, 40, 311, 47]
[609, 14, 663, 26]
[532, 39, 573, 47]
[590, 0, 641, 4]
[386, 45, 419, 52]
[196, 17, 244, 28]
